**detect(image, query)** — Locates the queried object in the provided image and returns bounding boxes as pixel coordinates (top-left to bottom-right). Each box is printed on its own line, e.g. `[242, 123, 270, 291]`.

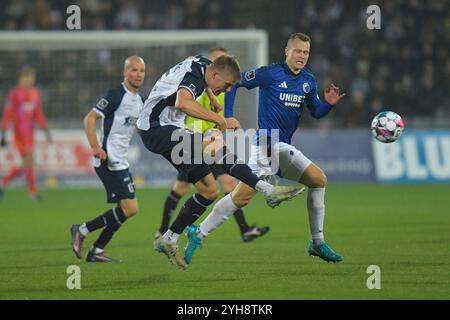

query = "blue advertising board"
[291, 129, 376, 182]
[372, 130, 450, 183]
[129, 129, 450, 184]
[4, 129, 449, 186]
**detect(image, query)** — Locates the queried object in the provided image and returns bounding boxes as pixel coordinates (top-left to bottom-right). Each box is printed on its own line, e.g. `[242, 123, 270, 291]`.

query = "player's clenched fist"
[215, 116, 228, 132]
[93, 146, 107, 161]
[225, 117, 241, 130]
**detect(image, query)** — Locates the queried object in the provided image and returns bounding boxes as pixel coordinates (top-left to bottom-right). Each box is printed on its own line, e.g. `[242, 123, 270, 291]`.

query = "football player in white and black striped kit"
[137, 55, 303, 269]
[70, 56, 145, 262]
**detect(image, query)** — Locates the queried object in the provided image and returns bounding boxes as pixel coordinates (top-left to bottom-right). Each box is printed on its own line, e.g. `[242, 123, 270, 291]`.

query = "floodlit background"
[0, 0, 449, 185]
[0, 0, 449, 300]
[0, 0, 448, 186]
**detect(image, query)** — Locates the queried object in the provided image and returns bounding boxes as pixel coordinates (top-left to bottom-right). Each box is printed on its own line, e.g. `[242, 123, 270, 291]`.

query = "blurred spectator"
[0, 0, 448, 128]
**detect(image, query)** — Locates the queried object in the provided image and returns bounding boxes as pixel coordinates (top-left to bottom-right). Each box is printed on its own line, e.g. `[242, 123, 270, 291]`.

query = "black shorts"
[177, 164, 227, 182]
[138, 125, 212, 184]
[95, 162, 135, 203]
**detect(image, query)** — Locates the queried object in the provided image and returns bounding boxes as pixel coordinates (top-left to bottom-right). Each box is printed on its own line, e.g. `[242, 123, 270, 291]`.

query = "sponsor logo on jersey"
[96, 98, 109, 110]
[188, 84, 197, 96]
[279, 92, 305, 108]
[244, 70, 255, 81]
[124, 116, 138, 126]
[278, 81, 288, 89]
[303, 82, 310, 93]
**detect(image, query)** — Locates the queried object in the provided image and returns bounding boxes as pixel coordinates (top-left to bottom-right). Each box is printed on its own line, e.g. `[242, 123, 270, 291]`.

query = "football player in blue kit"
[70, 56, 145, 262]
[185, 33, 345, 264]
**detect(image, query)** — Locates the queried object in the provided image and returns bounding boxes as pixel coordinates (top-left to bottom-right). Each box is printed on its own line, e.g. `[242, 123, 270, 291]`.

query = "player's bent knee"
[123, 209, 138, 218]
[234, 197, 251, 208]
[219, 176, 237, 193]
[230, 191, 253, 208]
[204, 188, 220, 200]
[312, 172, 327, 188]
[231, 195, 251, 208]
[173, 182, 190, 196]
[198, 185, 220, 201]
[120, 200, 139, 217]
[302, 164, 327, 188]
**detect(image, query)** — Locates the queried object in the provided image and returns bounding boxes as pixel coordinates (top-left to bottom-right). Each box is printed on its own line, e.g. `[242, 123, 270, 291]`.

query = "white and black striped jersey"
[137, 55, 211, 130]
[93, 83, 144, 171]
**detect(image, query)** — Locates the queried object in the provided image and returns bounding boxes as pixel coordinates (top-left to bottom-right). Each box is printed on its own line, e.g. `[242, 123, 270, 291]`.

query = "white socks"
[79, 223, 89, 237]
[198, 194, 239, 237]
[307, 188, 325, 242]
[255, 180, 274, 196]
[163, 230, 180, 244]
[93, 247, 104, 254]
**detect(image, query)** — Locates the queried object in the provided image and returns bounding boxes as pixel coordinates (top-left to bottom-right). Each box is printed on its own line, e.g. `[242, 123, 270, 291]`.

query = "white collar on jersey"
[121, 82, 139, 95]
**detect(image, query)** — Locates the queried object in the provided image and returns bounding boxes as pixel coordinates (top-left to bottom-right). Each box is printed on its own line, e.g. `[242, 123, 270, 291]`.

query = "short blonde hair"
[287, 33, 311, 48]
[210, 55, 241, 82]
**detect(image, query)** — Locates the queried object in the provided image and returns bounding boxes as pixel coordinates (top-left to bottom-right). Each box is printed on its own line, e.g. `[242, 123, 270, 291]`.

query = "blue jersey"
[224, 62, 333, 144]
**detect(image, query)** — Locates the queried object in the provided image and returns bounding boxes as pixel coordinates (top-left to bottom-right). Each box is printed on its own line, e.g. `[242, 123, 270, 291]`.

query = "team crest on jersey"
[96, 98, 109, 110]
[245, 70, 255, 81]
[189, 84, 197, 96]
[302, 82, 310, 93]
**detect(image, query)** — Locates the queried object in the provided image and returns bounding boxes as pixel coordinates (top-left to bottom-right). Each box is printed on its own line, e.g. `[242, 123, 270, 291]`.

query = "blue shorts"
[95, 162, 135, 203]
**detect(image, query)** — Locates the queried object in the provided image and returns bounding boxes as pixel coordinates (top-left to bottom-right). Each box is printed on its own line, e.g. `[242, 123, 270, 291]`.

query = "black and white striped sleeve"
[93, 86, 125, 117]
[178, 62, 205, 99]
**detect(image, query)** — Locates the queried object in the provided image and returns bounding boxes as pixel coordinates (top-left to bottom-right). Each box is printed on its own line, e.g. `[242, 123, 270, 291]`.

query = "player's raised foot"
[70, 224, 85, 259]
[184, 225, 202, 264]
[154, 237, 187, 270]
[307, 240, 343, 263]
[154, 231, 162, 240]
[153, 231, 163, 252]
[242, 225, 270, 242]
[153, 234, 163, 251]
[265, 185, 305, 208]
[86, 249, 115, 262]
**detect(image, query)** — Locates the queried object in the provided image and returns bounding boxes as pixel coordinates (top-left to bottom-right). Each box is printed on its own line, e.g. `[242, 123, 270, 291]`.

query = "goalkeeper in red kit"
[0, 67, 51, 201]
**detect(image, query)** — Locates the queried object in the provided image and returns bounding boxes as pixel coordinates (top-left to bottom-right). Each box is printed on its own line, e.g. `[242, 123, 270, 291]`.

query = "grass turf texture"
[0, 184, 449, 299]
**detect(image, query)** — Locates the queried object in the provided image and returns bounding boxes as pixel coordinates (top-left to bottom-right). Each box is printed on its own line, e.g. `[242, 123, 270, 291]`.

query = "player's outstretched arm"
[307, 83, 346, 119]
[175, 88, 227, 131]
[324, 83, 346, 106]
[224, 66, 271, 123]
[223, 85, 241, 130]
[83, 110, 107, 160]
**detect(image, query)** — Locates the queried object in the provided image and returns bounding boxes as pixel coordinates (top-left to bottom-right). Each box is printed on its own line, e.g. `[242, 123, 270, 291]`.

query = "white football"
[371, 111, 405, 143]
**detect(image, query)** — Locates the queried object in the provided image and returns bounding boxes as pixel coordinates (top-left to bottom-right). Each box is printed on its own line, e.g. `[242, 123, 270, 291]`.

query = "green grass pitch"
[0, 184, 449, 299]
